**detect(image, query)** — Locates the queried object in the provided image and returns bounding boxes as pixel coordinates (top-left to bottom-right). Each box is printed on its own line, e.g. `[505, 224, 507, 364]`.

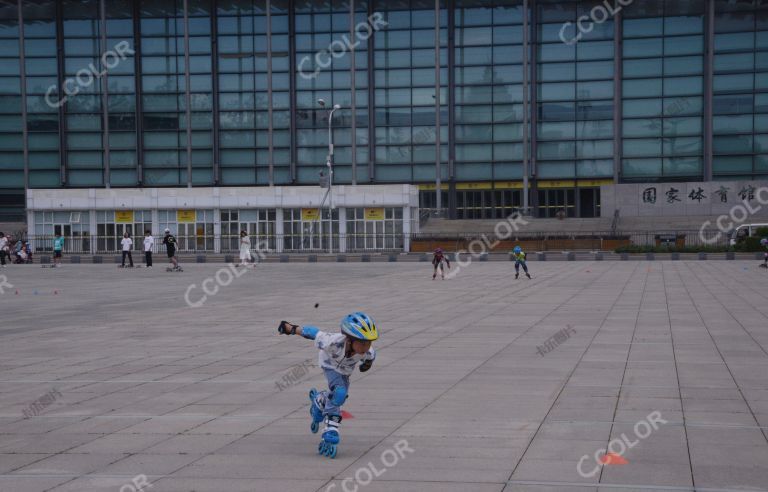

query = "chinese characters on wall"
[641, 185, 759, 206]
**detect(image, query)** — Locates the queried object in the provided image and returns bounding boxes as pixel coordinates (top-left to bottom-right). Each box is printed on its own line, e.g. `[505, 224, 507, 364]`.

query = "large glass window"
[295, 0, 369, 185]
[621, 0, 705, 180]
[712, 2, 768, 179]
[141, 0, 214, 186]
[158, 209, 214, 251]
[33, 210, 90, 252]
[0, 0, 23, 192]
[537, 0, 614, 180]
[373, 0, 447, 182]
[456, 0, 523, 181]
[282, 207, 339, 252]
[23, 0, 61, 187]
[217, 0, 270, 184]
[220, 208, 276, 251]
[96, 210, 151, 252]
[346, 207, 403, 251]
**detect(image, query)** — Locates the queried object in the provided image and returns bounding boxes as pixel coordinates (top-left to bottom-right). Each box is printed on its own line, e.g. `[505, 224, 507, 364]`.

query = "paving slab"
[0, 262, 767, 492]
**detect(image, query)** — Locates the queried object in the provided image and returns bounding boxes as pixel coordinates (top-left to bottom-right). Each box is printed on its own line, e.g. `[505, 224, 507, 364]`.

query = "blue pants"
[320, 368, 349, 418]
[515, 260, 528, 273]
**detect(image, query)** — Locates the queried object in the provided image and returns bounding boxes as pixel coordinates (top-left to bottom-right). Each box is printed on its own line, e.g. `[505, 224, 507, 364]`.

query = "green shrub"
[734, 236, 765, 252]
[755, 226, 768, 238]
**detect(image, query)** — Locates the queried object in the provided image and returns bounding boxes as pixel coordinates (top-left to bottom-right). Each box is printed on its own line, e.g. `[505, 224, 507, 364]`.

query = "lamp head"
[317, 99, 326, 107]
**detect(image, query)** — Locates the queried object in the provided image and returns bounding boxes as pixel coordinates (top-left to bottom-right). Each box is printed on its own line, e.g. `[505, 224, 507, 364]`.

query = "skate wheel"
[318, 441, 326, 455]
[311, 421, 319, 434]
[309, 388, 317, 400]
[327, 444, 337, 458]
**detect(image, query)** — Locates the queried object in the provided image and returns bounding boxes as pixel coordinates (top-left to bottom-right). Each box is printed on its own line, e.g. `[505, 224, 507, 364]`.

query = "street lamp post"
[318, 99, 341, 253]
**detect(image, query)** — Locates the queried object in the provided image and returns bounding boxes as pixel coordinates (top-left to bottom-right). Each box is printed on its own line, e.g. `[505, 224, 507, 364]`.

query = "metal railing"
[21, 230, 736, 256]
[24, 234, 408, 254]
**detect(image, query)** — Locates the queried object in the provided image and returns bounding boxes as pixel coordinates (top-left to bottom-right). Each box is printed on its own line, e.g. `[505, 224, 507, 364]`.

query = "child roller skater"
[432, 247, 451, 279]
[512, 245, 532, 279]
[278, 312, 378, 459]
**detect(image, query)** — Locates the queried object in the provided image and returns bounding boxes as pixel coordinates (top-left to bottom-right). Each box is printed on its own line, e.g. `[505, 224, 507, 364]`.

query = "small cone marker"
[15, 290, 19, 295]
[340, 410, 354, 419]
[54, 290, 58, 295]
[599, 453, 628, 465]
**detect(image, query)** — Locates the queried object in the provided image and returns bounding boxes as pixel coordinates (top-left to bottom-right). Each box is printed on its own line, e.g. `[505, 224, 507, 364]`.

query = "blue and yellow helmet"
[513, 246, 522, 254]
[341, 312, 378, 341]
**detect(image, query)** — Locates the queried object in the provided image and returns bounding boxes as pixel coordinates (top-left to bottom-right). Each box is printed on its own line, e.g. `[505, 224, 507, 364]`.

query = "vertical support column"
[704, 0, 714, 181]
[434, 0, 442, 214]
[350, 0, 357, 185]
[338, 207, 347, 253]
[613, 2, 622, 184]
[367, 0, 375, 182]
[27, 210, 35, 242]
[447, 0, 456, 219]
[267, 0, 274, 185]
[287, 0, 297, 183]
[55, 0, 67, 186]
[89, 209, 97, 254]
[402, 206, 411, 252]
[211, 4, 220, 185]
[133, 0, 144, 185]
[99, 0, 110, 188]
[151, 208, 159, 238]
[213, 208, 221, 253]
[522, 0, 530, 213]
[17, 0, 28, 190]
[182, 0, 193, 188]
[529, 0, 539, 214]
[275, 208, 284, 253]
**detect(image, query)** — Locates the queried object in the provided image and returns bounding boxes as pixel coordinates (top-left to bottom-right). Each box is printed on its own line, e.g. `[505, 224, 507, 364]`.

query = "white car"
[729, 223, 768, 246]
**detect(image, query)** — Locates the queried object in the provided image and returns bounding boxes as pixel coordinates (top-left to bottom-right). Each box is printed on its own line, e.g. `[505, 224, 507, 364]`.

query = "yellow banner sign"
[494, 182, 526, 189]
[177, 210, 195, 223]
[456, 182, 493, 190]
[301, 208, 320, 221]
[417, 183, 449, 191]
[538, 180, 576, 189]
[578, 179, 614, 188]
[364, 208, 385, 221]
[115, 211, 134, 223]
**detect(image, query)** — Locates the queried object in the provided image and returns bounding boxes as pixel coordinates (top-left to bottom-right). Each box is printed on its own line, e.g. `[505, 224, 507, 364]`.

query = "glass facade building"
[1, 0, 768, 222]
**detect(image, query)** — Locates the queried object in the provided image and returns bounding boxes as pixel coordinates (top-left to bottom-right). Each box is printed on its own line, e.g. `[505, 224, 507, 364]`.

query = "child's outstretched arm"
[278, 321, 320, 340]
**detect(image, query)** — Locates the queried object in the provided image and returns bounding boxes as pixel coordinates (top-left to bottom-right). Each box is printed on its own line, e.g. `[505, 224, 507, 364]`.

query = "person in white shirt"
[120, 232, 134, 268]
[143, 230, 154, 267]
[0, 232, 8, 267]
[238, 230, 253, 267]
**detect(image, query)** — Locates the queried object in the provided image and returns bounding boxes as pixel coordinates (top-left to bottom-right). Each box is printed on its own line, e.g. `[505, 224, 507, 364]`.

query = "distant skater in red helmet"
[432, 248, 451, 280]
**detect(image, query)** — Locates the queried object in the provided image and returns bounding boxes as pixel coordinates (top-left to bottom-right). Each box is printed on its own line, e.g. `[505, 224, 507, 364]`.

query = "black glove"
[359, 360, 373, 372]
[278, 321, 298, 335]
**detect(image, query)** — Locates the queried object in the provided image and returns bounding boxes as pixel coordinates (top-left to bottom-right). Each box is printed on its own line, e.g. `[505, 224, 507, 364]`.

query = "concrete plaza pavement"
[0, 261, 767, 492]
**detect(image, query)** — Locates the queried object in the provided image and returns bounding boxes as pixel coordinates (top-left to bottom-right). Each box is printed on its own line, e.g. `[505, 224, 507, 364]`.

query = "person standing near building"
[120, 232, 134, 268]
[162, 228, 181, 272]
[0, 232, 8, 267]
[143, 230, 154, 268]
[238, 230, 253, 267]
[53, 233, 65, 267]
